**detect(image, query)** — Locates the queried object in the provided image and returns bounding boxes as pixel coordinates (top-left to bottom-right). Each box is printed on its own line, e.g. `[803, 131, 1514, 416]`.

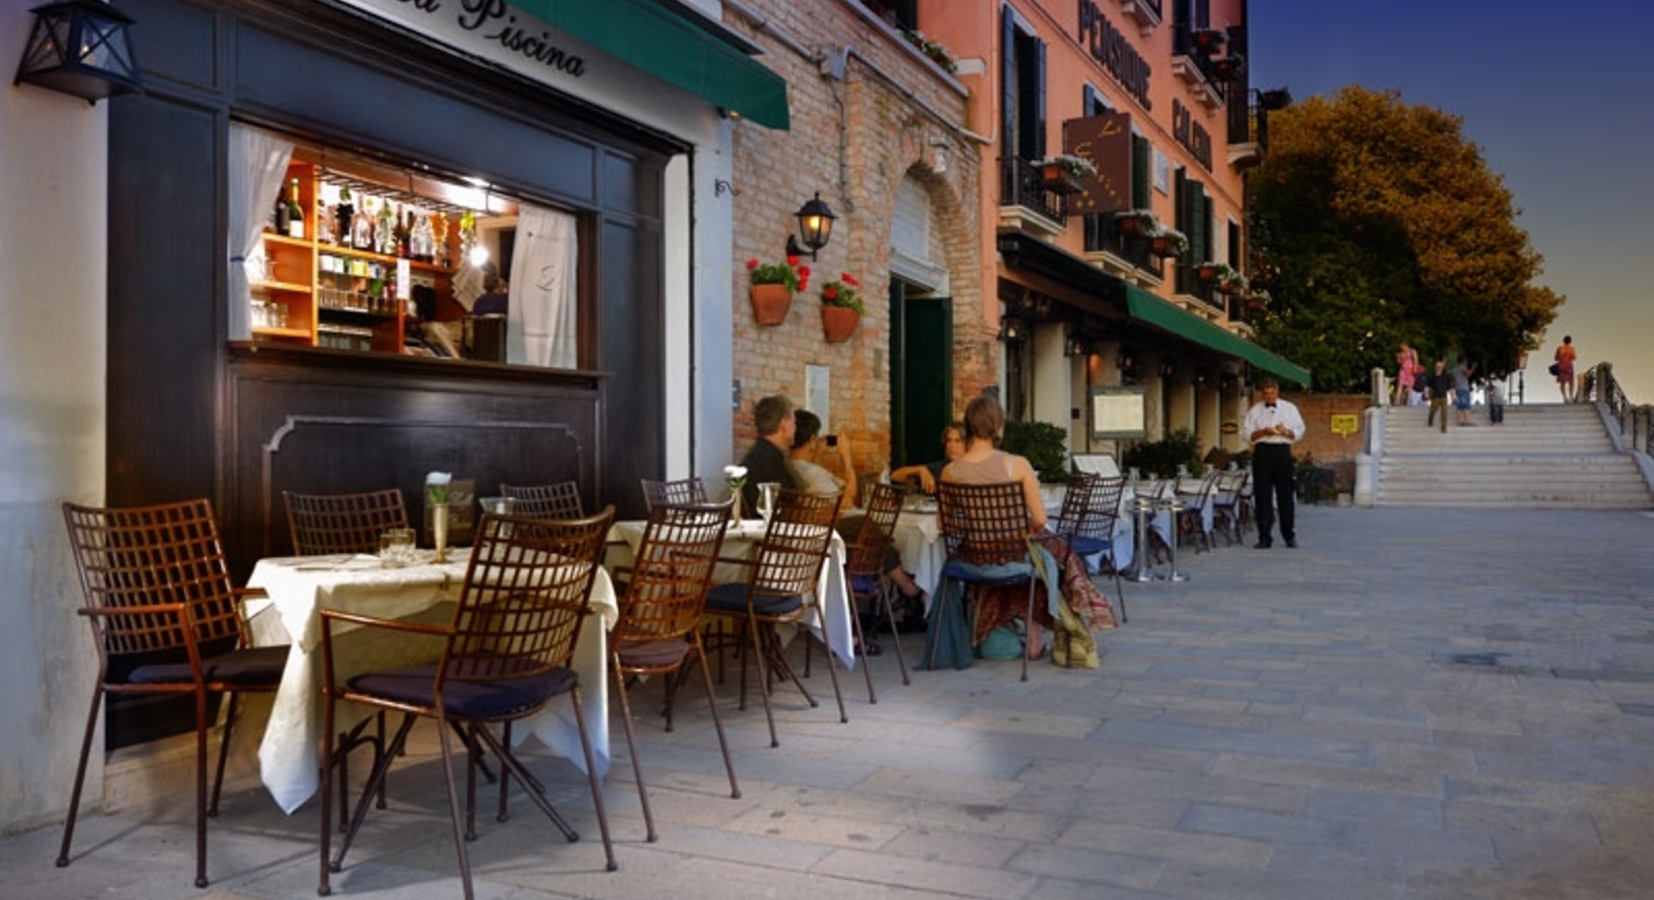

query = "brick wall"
[1285, 393, 1370, 465]
[724, 0, 987, 478]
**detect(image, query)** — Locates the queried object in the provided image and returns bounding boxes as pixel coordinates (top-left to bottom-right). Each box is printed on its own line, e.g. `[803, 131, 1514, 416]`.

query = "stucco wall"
[1, 0, 110, 832]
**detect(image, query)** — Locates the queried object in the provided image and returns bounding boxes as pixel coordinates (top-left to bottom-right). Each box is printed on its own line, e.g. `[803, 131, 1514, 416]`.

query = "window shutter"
[1033, 37, 1047, 161]
[1001, 5, 1016, 161]
[1132, 135, 1151, 209]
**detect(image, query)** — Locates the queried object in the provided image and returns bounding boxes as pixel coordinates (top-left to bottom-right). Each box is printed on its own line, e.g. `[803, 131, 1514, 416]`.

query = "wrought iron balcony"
[1083, 213, 1159, 272]
[998, 156, 1070, 227]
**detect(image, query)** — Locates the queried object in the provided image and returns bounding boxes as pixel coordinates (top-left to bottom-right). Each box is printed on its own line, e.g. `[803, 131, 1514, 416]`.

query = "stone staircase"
[1375, 402, 1654, 508]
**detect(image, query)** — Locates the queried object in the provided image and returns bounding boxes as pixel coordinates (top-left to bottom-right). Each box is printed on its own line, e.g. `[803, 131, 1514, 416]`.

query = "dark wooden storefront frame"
[106, 0, 684, 746]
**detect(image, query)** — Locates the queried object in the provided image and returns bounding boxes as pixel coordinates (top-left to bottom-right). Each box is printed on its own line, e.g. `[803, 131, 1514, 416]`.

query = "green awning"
[1123, 284, 1312, 387]
[515, 0, 790, 129]
[996, 231, 1310, 387]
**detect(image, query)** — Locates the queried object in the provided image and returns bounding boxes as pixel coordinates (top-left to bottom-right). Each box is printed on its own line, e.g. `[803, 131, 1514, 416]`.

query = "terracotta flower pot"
[750, 283, 793, 326]
[821, 306, 860, 342]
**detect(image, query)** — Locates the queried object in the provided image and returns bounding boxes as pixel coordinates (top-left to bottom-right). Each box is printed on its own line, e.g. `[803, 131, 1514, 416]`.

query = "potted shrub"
[819, 271, 865, 342]
[746, 255, 809, 326]
[1001, 420, 1070, 484]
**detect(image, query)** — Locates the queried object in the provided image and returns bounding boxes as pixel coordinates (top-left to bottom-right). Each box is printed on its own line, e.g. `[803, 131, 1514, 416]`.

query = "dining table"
[605, 517, 856, 670]
[245, 548, 618, 815]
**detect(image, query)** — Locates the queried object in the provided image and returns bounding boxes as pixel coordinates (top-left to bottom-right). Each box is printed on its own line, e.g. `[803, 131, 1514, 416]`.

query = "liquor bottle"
[335, 186, 354, 244]
[351, 196, 375, 251]
[314, 194, 334, 245]
[376, 199, 394, 256]
[285, 178, 305, 239]
[394, 205, 410, 258]
[273, 187, 290, 235]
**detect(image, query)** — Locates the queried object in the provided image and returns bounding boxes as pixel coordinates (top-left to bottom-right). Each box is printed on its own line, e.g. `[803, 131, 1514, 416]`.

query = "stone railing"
[1584, 362, 1651, 454]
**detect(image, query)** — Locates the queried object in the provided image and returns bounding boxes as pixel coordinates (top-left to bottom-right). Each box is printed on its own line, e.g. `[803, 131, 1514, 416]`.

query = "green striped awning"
[515, 0, 790, 129]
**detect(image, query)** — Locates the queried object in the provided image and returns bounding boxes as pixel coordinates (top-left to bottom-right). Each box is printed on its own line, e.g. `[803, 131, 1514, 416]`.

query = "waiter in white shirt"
[1241, 377, 1305, 549]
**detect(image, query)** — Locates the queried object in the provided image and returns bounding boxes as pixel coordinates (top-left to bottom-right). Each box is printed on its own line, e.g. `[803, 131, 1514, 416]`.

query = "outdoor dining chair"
[1051, 472, 1128, 624]
[934, 480, 1042, 681]
[641, 476, 708, 512]
[58, 498, 289, 889]
[702, 488, 844, 748]
[318, 506, 619, 900]
[843, 482, 911, 700]
[935, 480, 1042, 681]
[283, 487, 408, 555]
[1210, 470, 1250, 546]
[1174, 471, 1221, 554]
[501, 480, 584, 519]
[284, 486, 465, 825]
[608, 499, 738, 841]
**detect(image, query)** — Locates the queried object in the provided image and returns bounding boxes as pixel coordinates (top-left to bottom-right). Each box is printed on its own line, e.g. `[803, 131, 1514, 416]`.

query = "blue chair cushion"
[350, 660, 578, 718]
[1070, 536, 1110, 557]
[849, 573, 879, 595]
[128, 644, 288, 686]
[705, 581, 805, 617]
[941, 559, 1033, 586]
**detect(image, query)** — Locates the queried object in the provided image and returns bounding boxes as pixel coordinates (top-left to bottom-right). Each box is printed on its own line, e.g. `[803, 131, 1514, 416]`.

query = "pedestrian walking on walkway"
[1554, 335, 1578, 403]
[1423, 359, 1451, 433]
[1453, 356, 1478, 426]
[1242, 378, 1305, 549]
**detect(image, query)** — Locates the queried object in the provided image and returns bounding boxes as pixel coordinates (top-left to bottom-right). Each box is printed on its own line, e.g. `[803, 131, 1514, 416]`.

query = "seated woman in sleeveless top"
[941, 396, 1116, 663]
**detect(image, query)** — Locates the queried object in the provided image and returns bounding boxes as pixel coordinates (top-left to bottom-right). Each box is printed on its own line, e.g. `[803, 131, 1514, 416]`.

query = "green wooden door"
[892, 291, 953, 468]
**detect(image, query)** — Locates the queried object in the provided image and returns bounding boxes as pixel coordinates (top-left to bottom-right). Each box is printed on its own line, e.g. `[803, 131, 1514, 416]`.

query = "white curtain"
[227, 125, 295, 340]
[508, 204, 579, 368]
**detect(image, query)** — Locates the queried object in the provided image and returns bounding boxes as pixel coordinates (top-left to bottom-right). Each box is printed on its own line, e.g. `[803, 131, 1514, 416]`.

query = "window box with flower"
[1149, 226, 1189, 259]
[1033, 153, 1096, 195]
[1115, 208, 1161, 237]
[819, 272, 864, 342]
[746, 255, 811, 326]
[1196, 262, 1247, 294]
[901, 29, 958, 74]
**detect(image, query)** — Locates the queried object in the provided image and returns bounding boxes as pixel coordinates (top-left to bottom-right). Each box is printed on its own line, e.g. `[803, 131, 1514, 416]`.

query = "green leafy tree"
[1248, 86, 1563, 391]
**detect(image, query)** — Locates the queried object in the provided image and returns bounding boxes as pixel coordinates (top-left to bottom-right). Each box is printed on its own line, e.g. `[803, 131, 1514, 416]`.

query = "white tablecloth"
[247, 551, 617, 815]
[606, 519, 855, 670]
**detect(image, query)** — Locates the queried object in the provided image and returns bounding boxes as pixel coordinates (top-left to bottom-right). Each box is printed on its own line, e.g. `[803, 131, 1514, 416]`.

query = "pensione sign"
[1064, 112, 1133, 215]
[1075, 1, 1152, 110]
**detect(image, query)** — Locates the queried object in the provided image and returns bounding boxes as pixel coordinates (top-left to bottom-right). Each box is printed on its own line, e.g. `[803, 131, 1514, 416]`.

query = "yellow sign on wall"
[1329, 414, 1359, 437]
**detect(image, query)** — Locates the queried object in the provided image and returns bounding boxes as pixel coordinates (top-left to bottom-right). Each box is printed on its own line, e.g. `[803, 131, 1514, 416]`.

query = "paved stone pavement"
[8, 505, 1654, 900]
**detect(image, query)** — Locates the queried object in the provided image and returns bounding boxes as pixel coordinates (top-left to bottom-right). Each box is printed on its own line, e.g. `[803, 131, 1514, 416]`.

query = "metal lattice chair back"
[283, 488, 408, 555]
[616, 501, 732, 645]
[750, 489, 842, 600]
[66, 498, 247, 657]
[1052, 472, 1100, 544]
[845, 483, 904, 578]
[500, 481, 584, 520]
[641, 476, 707, 512]
[446, 509, 614, 678]
[937, 480, 1032, 566]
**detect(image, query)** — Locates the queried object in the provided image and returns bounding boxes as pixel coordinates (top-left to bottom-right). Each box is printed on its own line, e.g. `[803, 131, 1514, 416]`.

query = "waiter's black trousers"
[1252, 443, 1296, 543]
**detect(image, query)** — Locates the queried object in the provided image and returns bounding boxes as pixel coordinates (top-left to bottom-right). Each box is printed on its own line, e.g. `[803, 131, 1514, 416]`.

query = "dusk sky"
[1248, 1, 1654, 403]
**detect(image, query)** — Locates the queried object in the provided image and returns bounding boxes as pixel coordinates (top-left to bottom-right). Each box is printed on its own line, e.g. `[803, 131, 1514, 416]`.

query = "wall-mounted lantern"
[13, 0, 142, 105]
